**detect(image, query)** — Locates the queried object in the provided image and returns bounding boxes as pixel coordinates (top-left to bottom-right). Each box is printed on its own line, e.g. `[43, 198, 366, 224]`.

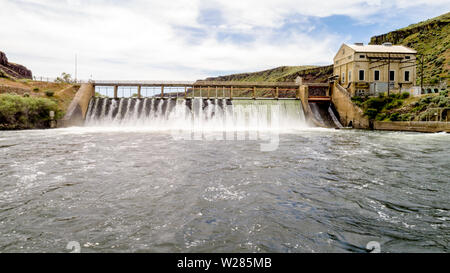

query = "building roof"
[345, 43, 417, 54]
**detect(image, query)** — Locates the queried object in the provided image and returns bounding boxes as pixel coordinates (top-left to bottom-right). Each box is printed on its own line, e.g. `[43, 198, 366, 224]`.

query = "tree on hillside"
[55, 72, 73, 83]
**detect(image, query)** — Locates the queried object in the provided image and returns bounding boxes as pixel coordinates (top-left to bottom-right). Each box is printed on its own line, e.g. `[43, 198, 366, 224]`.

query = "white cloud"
[0, 0, 448, 80]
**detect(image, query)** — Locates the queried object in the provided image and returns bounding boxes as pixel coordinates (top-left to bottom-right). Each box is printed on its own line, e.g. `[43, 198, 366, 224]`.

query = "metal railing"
[93, 85, 304, 99]
[32, 76, 91, 84]
[93, 80, 195, 86]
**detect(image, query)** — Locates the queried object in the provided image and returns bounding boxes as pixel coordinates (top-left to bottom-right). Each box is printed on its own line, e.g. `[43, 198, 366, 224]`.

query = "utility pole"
[75, 53, 78, 83]
[387, 53, 390, 96]
[420, 54, 424, 93]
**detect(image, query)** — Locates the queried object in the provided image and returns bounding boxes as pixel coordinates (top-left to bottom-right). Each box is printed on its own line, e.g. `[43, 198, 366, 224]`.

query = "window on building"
[374, 70, 380, 81]
[389, 70, 395, 81]
[348, 71, 352, 82]
[404, 71, 410, 82]
[342, 72, 345, 83]
[359, 70, 365, 81]
[405, 56, 410, 59]
[359, 55, 365, 59]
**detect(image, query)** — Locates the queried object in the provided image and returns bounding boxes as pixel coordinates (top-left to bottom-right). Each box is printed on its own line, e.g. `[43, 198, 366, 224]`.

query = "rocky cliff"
[0, 51, 32, 79]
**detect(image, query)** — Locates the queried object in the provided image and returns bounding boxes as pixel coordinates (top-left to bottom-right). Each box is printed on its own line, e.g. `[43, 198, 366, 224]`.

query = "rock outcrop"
[0, 51, 32, 79]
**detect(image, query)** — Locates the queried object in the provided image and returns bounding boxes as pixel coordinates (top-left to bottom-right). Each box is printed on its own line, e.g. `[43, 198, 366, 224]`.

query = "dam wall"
[299, 84, 342, 128]
[58, 80, 338, 130]
[331, 83, 370, 129]
[298, 85, 327, 127]
[83, 97, 307, 131]
[58, 83, 95, 127]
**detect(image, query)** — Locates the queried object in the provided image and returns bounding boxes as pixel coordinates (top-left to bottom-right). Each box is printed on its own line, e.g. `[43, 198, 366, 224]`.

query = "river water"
[0, 126, 448, 253]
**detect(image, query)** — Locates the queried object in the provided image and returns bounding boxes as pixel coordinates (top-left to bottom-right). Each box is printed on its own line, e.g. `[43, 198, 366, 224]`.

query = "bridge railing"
[32, 76, 91, 84]
[188, 86, 301, 99]
[93, 80, 195, 86]
[95, 86, 186, 98]
[94, 85, 303, 99]
[92, 80, 330, 99]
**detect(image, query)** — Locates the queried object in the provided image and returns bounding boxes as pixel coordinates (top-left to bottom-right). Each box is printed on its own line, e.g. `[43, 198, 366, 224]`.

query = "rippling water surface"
[0, 128, 449, 252]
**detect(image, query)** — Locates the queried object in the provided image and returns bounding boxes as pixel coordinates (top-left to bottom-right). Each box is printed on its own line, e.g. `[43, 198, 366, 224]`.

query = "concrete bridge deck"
[92, 80, 330, 100]
[92, 80, 328, 88]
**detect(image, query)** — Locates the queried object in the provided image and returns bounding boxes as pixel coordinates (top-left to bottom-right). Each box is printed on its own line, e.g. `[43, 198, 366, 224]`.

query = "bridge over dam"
[60, 80, 344, 129]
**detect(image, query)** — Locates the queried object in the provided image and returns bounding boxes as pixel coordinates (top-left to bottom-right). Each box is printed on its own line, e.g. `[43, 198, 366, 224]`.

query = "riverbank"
[345, 90, 449, 133]
[374, 121, 450, 133]
[351, 91, 449, 122]
[0, 93, 62, 129]
[0, 78, 80, 110]
[0, 77, 80, 129]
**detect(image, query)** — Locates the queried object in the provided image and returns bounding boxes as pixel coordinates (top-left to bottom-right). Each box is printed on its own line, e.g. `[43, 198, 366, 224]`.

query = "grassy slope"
[204, 65, 333, 83]
[369, 12, 450, 85]
[200, 65, 333, 97]
[352, 91, 449, 122]
[0, 77, 79, 115]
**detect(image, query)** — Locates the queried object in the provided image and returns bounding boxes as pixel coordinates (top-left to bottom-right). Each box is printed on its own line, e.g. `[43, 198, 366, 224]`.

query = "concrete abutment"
[58, 83, 95, 127]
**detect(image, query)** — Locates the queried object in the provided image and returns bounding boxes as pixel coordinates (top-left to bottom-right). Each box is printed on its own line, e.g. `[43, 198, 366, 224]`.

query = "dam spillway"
[84, 97, 307, 131]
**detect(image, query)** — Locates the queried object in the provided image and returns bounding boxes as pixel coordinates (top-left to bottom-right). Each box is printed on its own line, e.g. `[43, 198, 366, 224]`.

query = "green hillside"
[204, 65, 333, 83]
[369, 12, 450, 85]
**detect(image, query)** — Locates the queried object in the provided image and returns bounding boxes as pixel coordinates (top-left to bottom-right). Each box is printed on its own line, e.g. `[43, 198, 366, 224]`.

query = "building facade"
[333, 43, 417, 96]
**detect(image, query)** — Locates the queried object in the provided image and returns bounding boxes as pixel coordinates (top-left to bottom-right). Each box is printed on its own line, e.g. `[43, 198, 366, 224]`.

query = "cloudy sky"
[0, 0, 449, 80]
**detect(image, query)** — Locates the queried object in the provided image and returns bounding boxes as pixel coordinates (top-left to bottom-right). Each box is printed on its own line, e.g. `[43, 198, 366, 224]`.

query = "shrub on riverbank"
[0, 93, 62, 129]
[352, 90, 450, 121]
[410, 91, 450, 121]
[352, 93, 411, 121]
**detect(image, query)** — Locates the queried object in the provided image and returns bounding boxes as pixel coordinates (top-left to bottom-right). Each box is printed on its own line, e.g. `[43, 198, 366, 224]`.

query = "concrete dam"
[61, 81, 344, 130]
[84, 97, 308, 131]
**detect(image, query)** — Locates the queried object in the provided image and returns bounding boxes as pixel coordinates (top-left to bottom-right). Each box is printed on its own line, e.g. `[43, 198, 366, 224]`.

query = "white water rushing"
[84, 97, 307, 131]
